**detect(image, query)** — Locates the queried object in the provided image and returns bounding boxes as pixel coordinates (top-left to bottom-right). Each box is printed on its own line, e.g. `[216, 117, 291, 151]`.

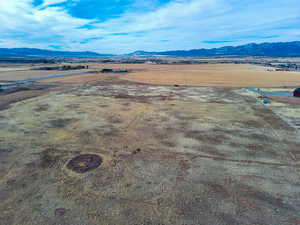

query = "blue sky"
[0, 0, 299, 54]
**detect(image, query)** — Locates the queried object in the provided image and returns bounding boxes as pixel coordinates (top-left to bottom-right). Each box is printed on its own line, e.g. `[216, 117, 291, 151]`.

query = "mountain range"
[0, 48, 112, 58]
[0, 41, 300, 58]
[130, 41, 300, 57]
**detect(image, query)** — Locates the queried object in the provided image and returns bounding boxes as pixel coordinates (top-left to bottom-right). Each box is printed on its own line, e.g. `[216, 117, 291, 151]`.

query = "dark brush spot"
[0, 148, 13, 156]
[48, 118, 76, 128]
[132, 148, 141, 155]
[0, 215, 14, 225]
[102, 128, 119, 136]
[55, 208, 67, 217]
[34, 104, 49, 112]
[234, 120, 263, 129]
[65, 104, 80, 109]
[39, 148, 60, 169]
[161, 140, 177, 148]
[218, 213, 239, 225]
[109, 117, 122, 124]
[115, 93, 132, 99]
[244, 143, 266, 152]
[202, 181, 230, 199]
[174, 112, 198, 120]
[247, 133, 275, 142]
[6, 179, 16, 186]
[122, 102, 131, 107]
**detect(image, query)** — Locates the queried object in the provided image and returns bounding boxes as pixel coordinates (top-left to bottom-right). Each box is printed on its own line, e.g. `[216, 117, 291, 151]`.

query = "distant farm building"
[101, 69, 128, 73]
[294, 88, 300, 97]
[101, 69, 114, 73]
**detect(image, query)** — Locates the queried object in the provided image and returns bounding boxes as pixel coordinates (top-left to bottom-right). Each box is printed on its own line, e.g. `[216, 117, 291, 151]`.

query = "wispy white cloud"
[0, 0, 299, 53]
[0, 0, 90, 47]
[40, 0, 68, 7]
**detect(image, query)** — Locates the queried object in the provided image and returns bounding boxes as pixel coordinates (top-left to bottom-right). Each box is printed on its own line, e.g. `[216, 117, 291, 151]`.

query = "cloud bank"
[0, 0, 299, 53]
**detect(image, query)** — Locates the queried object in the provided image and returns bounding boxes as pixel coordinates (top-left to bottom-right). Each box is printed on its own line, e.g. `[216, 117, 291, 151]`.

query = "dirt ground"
[1, 74, 300, 225]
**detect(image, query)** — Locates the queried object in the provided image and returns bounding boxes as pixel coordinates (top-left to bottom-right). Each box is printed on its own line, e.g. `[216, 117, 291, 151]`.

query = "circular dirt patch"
[67, 154, 102, 173]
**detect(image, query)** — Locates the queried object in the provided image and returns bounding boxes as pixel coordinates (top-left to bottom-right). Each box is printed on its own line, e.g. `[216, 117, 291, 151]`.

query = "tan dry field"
[119, 64, 300, 87]
[1, 81, 300, 225]
[39, 73, 111, 84]
[0, 68, 90, 81]
[37, 63, 300, 87]
[1, 63, 300, 225]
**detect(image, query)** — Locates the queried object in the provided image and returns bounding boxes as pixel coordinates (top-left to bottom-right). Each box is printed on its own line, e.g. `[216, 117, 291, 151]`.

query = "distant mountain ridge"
[1, 41, 300, 58]
[0, 48, 112, 58]
[129, 41, 300, 57]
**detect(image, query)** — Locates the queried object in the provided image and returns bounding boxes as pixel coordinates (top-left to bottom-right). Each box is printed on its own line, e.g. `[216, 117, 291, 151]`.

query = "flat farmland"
[42, 63, 300, 87]
[0, 68, 90, 81]
[1, 63, 300, 87]
[118, 64, 300, 87]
